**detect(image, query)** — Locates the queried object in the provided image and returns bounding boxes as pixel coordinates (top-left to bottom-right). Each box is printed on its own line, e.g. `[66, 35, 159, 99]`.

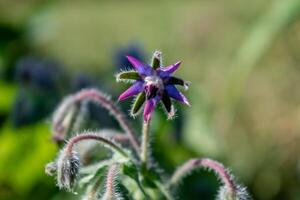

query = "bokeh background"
[1, 0, 300, 199]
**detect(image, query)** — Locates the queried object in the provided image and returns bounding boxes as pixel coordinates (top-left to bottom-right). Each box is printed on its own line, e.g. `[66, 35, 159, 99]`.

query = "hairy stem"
[169, 158, 235, 196]
[103, 164, 119, 200]
[154, 180, 174, 200]
[66, 133, 129, 159]
[84, 175, 103, 200]
[73, 89, 140, 154]
[140, 121, 150, 167]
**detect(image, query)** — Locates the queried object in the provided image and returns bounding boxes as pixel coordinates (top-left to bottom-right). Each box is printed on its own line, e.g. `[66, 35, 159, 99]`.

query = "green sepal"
[164, 76, 184, 86]
[151, 51, 162, 69]
[162, 92, 172, 113]
[130, 92, 146, 116]
[116, 71, 141, 81]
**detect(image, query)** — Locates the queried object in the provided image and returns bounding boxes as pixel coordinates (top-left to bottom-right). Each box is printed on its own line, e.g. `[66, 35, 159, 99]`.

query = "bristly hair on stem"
[169, 158, 251, 200]
[65, 132, 130, 159]
[51, 88, 140, 155]
[51, 95, 79, 142]
[74, 89, 140, 155]
[102, 163, 122, 200]
[140, 121, 150, 168]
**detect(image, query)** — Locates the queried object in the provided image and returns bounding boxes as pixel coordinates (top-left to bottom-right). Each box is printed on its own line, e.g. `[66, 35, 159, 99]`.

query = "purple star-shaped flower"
[116, 51, 190, 122]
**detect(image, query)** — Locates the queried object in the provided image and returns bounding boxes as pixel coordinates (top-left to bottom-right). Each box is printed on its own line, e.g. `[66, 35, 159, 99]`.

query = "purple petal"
[165, 85, 190, 106]
[126, 56, 152, 75]
[158, 61, 181, 77]
[118, 81, 144, 101]
[143, 97, 160, 122]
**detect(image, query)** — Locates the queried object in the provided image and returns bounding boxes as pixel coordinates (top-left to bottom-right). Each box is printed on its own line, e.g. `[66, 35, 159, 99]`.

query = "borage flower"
[116, 51, 191, 122]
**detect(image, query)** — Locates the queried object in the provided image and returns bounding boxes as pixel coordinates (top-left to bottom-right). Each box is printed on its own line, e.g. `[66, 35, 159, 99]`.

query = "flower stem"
[154, 180, 174, 200]
[102, 163, 119, 200]
[168, 158, 235, 196]
[66, 133, 129, 159]
[140, 121, 150, 167]
[74, 89, 140, 154]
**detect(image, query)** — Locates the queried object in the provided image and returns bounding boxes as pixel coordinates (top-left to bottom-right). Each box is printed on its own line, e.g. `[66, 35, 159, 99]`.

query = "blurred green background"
[1, 0, 300, 199]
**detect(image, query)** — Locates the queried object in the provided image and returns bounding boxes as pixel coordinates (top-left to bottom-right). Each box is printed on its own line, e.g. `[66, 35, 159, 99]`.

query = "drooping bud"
[56, 149, 80, 191]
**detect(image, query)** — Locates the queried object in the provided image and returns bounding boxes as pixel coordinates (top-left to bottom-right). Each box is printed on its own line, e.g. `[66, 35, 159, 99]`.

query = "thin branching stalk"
[66, 133, 129, 159]
[52, 96, 78, 141]
[74, 89, 140, 154]
[169, 158, 235, 195]
[153, 180, 174, 200]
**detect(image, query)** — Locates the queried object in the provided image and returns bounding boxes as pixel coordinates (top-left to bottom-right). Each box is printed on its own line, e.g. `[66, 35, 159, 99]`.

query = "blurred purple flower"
[117, 54, 190, 122]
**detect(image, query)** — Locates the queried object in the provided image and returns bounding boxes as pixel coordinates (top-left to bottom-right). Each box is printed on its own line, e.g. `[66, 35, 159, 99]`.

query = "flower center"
[144, 76, 164, 99]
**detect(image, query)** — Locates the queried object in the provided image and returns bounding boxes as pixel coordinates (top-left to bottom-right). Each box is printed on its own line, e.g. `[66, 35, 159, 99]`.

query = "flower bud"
[56, 149, 80, 191]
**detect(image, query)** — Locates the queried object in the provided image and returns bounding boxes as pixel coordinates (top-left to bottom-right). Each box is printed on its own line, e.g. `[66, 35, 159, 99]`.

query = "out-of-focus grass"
[226, 0, 300, 109]
[0, 122, 57, 197]
[0, 81, 15, 113]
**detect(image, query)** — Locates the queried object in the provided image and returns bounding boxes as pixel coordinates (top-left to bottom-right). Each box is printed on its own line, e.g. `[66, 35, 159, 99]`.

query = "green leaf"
[131, 92, 146, 116]
[116, 71, 141, 81]
[79, 164, 108, 188]
[81, 165, 109, 200]
[118, 182, 134, 200]
[80, 160, 112, 175]
[140, 165, 161, 188]
[122, 162, 150, 200]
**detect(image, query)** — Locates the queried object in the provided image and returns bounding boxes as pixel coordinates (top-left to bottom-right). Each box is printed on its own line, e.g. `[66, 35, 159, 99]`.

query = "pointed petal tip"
[183, 97, 191, 107]
[118, 91, 133, 101]
[117, 94, 125, 101]
[175, 61, 182, 65]
[143, 97, 160, 123]
[118, 81, 144, 102]
[126, 55, 152, 75]
[125, 55, 134, 60]
[178, 95, 191, 107]
[186, 101, 191, 107]
[126, 55, 141, 64]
